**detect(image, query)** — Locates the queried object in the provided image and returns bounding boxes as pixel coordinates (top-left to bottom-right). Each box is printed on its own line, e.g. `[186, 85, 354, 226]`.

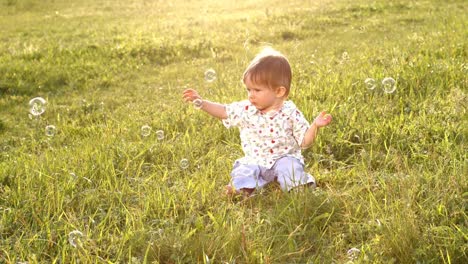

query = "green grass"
[0, 0, 467, 263]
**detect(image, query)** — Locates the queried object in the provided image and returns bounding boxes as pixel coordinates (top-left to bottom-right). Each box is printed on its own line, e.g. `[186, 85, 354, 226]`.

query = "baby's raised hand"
[314, 111, 332, 127]
[182, 89, 201, 102]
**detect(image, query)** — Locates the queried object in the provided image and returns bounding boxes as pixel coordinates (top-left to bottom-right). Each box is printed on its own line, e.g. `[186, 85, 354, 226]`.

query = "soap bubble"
[156, 130, 164, 141]
[341, 51, 349, 61]
[382, 77, 396, 93]
[180, 158, 189, 169]
[68, 230, 84, 248]
[193, 99, 203, 109]
[29, 97, 46, 116]
[364, 78, 377, 90]
[204, 69, 217, 83]
[141, 125, 151, 137]
[347, 247, 360, 260]
[45, 125, 56, 137]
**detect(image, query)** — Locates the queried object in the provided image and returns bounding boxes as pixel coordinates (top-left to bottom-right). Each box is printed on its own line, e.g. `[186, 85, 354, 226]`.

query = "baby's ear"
[275, 86, 287, 97]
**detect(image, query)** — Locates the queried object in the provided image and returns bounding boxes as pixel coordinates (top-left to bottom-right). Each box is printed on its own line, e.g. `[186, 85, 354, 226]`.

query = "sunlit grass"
[0, 0, 466, 263]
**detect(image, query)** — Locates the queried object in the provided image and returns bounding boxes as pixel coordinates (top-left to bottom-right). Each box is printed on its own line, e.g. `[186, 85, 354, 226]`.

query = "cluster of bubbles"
[28, 97, 60, 137]
[365, 77, 397, 93]
[27, 66, 205, 174]
[176, 69, 215, 169]
[178, 69, 214, 168]
[140, 125, 165, 141]
[190, 68, 215, 110]
[140, 126, 187, 169]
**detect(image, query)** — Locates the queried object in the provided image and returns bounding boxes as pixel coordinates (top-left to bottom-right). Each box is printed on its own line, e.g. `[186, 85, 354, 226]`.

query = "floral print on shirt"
[222, 100, 310, 168]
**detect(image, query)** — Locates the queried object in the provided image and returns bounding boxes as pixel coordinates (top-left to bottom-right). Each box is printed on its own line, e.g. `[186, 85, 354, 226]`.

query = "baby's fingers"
[316, 111, 327, 119]
[183, 88, 196, 94]
[314, 111, 332, 127]
[182, 89, 201, 102]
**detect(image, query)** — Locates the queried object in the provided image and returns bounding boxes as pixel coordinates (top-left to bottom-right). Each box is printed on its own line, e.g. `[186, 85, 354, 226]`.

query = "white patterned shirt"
[222, 100, 310, 168]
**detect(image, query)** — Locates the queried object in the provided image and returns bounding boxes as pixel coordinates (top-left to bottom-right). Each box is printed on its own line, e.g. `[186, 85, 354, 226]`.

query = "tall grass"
[0, 0, 466, 263]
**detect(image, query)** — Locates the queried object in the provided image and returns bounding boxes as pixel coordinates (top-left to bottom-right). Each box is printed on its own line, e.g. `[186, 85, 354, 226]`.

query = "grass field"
[0, 0, 467, 263]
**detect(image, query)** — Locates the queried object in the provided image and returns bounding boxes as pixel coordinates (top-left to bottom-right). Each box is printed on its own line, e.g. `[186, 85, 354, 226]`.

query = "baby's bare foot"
[225, 185, 236, 196]
[225, 185, 255, 197]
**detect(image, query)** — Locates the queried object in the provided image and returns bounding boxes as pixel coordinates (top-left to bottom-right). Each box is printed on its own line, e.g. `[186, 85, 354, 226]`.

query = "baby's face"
[244, 78, 283, 113]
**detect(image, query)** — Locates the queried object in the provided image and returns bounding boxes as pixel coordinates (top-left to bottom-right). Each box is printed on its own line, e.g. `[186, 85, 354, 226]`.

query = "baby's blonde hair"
[242, 47, 292, 96]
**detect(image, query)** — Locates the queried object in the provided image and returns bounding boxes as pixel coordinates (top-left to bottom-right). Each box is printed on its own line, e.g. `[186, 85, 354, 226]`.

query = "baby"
[183, 47, 332, 196]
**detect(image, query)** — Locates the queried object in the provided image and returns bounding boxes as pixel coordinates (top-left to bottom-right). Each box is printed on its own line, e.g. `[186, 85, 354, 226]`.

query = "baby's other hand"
[182, 89, 201, 102]
[314, 111, 332, 128]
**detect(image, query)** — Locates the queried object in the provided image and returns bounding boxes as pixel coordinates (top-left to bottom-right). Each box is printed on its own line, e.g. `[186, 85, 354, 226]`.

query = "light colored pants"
[230, 156, 316, 192]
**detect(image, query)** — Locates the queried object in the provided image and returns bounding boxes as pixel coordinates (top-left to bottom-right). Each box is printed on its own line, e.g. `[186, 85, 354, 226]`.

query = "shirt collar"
[280, 101, 297, 115]
[245, 100, 297, 117]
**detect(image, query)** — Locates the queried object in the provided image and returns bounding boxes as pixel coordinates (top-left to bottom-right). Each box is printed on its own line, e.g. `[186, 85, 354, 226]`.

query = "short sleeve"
[291, 109, 310, 146]
[222, 101, 246, 128]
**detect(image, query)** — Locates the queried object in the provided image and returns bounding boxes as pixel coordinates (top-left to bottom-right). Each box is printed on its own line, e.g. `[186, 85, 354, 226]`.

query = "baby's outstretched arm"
[301, 111, 332, 149]
[182, 89, 228, 119]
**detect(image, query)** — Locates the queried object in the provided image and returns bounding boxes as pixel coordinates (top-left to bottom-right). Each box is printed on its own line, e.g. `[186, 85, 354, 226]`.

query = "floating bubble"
[204, 69, 217, 83]
[68, 230, 84, 248]
[382, 77, 396, 93]
[156, 130, 164, 141]
[29, 97, 46, 116]
[141, 125, 151, 137]
[45, 125, 56, 137]
[193, 99, 203, 109]
[179, 158, 189, 169]
[347, 247, 360, 260]
[404, 103, 411, 114]
[364, 78, 377, 90]
[341, 51, 349, 61]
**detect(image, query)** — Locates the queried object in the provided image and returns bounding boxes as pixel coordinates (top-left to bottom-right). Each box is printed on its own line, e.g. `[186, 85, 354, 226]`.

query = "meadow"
[0, 0, 466, 263]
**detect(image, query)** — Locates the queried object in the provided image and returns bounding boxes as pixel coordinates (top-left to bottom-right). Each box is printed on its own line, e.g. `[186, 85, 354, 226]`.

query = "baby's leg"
[228, 162, 268, 195]
[273, 157, 316, 191]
